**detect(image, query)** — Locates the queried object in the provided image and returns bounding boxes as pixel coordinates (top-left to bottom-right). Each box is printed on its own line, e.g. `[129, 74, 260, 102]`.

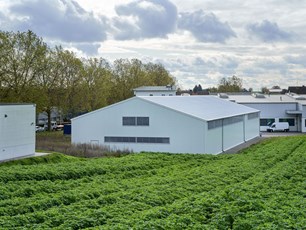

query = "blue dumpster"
[63, 124, 71, 135]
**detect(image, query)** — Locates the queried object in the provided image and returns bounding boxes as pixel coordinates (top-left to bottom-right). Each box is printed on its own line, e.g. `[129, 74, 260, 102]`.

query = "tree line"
[0, 30, 175, 129]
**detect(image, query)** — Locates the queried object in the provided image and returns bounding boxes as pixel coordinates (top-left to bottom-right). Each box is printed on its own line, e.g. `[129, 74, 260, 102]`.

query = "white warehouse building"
[0, 104, 36, 162]
[72, 96, 259, 154]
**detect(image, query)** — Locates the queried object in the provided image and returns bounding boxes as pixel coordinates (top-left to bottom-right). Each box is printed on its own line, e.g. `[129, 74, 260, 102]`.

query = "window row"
[104, 136, 170, 144]
[207, 119, 222, 130]
[248, 113, 259, 120]
[279, 118, 295, 126]
[208, 115, 244, 130]
[223, 115, 244, 126]
[122, 117, 149, 126]
[260, 118, 295, 126]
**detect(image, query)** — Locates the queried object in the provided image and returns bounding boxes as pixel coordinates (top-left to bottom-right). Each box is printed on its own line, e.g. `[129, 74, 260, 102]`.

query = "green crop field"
[0, 136, 305, 229]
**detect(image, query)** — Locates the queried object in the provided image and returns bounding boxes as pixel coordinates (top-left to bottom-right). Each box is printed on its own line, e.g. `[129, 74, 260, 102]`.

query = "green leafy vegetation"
[0, 136, 305, 229]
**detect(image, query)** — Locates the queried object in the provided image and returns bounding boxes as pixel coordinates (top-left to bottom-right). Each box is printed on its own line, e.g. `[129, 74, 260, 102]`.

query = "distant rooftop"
[225, 93, 306, 105]
[133, 85, 176, 92]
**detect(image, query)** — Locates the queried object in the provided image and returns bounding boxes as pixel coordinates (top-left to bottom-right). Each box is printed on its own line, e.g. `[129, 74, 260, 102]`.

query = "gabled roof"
[139, 96, 258, 121]
[72, 96, 259, 122]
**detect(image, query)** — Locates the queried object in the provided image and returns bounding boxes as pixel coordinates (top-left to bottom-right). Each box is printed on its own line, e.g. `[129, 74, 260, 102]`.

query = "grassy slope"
[0, 136, 305, 229]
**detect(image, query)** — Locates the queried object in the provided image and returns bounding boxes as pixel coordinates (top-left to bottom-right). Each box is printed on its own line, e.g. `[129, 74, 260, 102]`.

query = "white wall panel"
[0, 105, 35, 161]
[205, 127, 222, 154]
[245, 116, 260, 141]
[223, 121, 244, 151]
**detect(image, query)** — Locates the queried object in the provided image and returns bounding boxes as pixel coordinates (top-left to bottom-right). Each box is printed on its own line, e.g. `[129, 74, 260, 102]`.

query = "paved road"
[261, 131, 306, 138]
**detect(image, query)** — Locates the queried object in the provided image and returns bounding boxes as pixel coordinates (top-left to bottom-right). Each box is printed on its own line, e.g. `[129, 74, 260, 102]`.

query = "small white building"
[72, 96, 259, 154]
[224, 93, 306, 133]
[133, 85, 176, 96]
[0, 104, 36, 162]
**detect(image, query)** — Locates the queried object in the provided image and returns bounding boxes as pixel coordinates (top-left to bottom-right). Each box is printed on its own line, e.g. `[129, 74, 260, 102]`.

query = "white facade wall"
[302, 105, 306, 133]
[244, 116, 260, 141]
[242, 103, 299, 131]
[72, 98, 206, 154]
[223, 120, 244, 151]
[205, 126, 222, 154]
[204, 114, 259, 154]
[0, 104, 35, 162]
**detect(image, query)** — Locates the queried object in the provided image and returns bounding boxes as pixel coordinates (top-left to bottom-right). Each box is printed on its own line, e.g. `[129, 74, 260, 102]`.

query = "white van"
[267, 122, 289, 132]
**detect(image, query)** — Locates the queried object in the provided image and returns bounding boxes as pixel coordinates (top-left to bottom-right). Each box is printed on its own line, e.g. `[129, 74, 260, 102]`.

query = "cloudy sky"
[0, 0, 305, 90]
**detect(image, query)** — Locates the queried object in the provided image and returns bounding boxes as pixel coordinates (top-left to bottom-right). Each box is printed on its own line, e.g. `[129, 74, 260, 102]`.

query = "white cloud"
[8, 0, 108, 43]
[247, 20, 292, 42]
[178, 10, 236, 43]
[113, 0, 177, 40]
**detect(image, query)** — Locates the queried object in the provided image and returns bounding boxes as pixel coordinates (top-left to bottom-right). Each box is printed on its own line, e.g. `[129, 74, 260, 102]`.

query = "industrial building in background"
[221, 93, 306, 133]
[72, 96, 259, 154]
[0, 104, 36, 162]
[133, 85, 176, 96]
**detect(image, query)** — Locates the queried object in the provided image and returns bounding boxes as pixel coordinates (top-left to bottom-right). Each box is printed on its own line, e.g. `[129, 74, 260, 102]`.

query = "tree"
[55, 47, 84, 119]
[0, 30, 176, 124]
[218, 75, 242, 92]
[193, 85, 199, 94]
[81, 57, 112, 111]
[0, 30, 48, 102]
[261, 87, 269, 94]
[144, 62, 174, 86]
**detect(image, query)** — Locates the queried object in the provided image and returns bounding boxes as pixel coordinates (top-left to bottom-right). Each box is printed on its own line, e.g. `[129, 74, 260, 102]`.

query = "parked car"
[267, 122, 289, 132]
[36, 126, 45, 132]
[55, 124, 64, 131]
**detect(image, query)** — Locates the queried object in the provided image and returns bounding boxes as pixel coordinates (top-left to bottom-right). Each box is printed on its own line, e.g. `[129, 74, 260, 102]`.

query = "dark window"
[162, 94, 165, 96]
[305, 119, 306, 127]
[123, 116, 149, 126]
[105, 136, 169, 144]
[260, 118, 275, 126]
[279, 118, 295, 126]
[208, 119, 222, 130]
[123, 117, 136, 126]
[137, 137, 170, 144]
[136, 117, 149, 126]
[105, 136, 136, 143]
[223, 115, 243, 126]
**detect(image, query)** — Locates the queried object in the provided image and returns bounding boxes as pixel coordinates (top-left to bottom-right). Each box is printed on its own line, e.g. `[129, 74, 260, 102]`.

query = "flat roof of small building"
[133, 86, 176, 92]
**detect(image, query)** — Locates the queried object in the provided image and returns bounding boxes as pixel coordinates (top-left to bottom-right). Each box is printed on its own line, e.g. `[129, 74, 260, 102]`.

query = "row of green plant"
[0, 136, 305, 229]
